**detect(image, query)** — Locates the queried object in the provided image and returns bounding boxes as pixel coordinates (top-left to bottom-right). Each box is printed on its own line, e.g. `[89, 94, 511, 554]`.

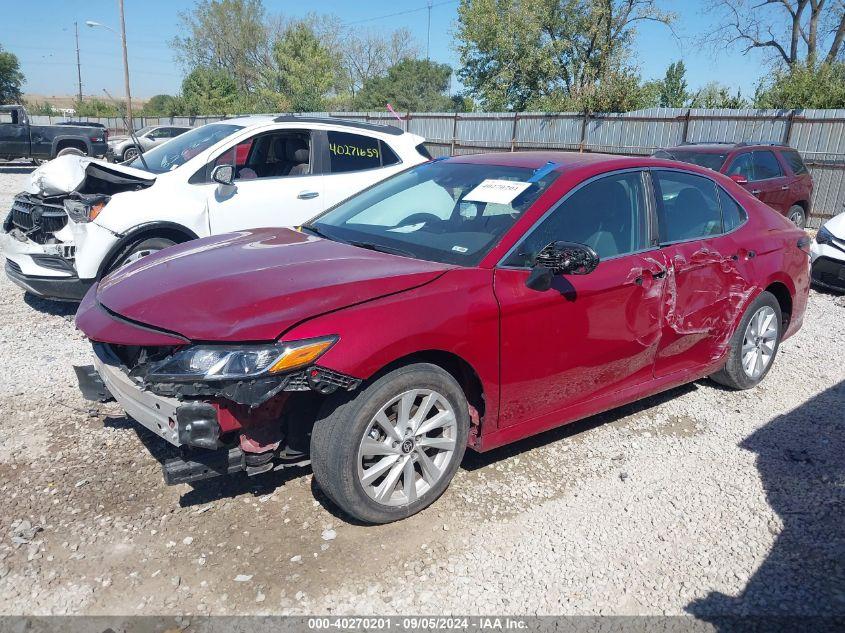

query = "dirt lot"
[0, 162, 843, 616]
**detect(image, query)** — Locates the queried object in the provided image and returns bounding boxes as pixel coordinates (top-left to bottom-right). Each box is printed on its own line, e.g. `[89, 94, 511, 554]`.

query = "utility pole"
[74, 22, 83, 105]
[118, 0, 133, 132]
[426, 0, 432, 60]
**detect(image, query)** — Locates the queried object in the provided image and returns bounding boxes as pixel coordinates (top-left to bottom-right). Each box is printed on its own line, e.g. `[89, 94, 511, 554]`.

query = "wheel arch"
[370, 349, 487, 437]
[763, 279, 794, 331]
[52, 136, 91, 157]
[97, 221, 199, 278]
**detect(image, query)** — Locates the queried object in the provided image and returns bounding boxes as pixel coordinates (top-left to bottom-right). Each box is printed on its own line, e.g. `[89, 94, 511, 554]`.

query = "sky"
[3, 0, 772, 101]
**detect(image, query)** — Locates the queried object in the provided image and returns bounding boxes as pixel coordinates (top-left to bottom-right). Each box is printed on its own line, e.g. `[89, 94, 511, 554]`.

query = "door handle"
[780, 185, 790, 191]
[751, 189, 762, 195]
[297, 190, 319, 200]
[635, 266, 667, 284]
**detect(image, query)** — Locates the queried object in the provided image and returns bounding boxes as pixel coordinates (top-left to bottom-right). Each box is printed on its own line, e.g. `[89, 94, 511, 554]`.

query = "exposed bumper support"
[163, 447, 246, 485]
[74, 364, 114, 402]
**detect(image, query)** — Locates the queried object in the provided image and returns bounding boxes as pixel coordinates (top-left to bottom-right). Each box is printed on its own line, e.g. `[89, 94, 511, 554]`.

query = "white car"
[1, 115, 430, 301]
[108, 125, 193, 162]
[811, 211, 845, 292]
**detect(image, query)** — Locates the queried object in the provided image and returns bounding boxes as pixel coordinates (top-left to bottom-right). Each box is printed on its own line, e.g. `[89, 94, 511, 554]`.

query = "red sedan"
[75, 152, 811, 524]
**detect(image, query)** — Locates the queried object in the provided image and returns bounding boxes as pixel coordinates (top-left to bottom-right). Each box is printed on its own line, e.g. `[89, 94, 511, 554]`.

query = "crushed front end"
[74, 292, 361, 485]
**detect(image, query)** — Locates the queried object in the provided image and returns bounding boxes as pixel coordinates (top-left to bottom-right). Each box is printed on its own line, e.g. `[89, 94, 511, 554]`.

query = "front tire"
[108, 237, 176, 273]
[122, 146, 140, 162]
[787, 205, 806, 228]
[710, 291, 782, 390]
[311, 363, 470, 524]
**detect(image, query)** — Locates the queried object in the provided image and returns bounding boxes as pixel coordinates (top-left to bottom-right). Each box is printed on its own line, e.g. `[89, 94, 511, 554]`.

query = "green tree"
[690, 82, 748, 108]
[455, 0, 674, 111]
[26, 101, 58, 116]
[659, 61, 688, 107]
[355, 59, 453, 112]
[272, 21, 340, 112]
[533, 68, 660, 112]
[143, 94, 185, 116]
[181, 67, 240, 115]
[75, 98, 121, 117]
[172, 0, 270, 92]
[755, 62, 845, 109]
[0, 45, 24, 104]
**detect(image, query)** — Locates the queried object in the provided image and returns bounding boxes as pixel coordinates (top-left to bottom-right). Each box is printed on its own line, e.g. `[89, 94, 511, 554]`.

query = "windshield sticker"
[452, 245, 468, 253]
[464, 179, 532, 204]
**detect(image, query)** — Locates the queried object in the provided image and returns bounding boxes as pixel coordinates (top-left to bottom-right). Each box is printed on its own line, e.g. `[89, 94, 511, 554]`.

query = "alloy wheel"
[118, 247, 160, 269]
[741, 305, 778, 379]
[357, 389, 458, 507]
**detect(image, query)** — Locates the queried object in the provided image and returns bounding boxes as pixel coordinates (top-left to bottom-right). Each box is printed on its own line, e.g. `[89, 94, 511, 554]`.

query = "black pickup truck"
[0, 105, 109, 165]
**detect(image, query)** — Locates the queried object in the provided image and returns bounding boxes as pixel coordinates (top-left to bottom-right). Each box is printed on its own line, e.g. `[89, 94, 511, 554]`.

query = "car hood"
[26, 155, 155, 196]
[823, 211, 845, 238]
[95, 227, 454, 342]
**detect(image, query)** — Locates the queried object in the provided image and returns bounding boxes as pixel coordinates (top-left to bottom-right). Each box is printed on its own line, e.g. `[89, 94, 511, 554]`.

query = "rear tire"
[311, 363, 470, 524]
[710, 291, 782, 390]
[56, 147, 86, 158]
[122, 146, 140, 162]
[108, 237, 176, 273]
[787, 204, 806, 228]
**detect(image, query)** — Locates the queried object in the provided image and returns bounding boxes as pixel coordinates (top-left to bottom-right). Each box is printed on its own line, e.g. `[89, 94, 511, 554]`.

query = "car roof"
[216, 114, 407, 136]
[445, 151, 663, 171]
[662, 141, 790, 153]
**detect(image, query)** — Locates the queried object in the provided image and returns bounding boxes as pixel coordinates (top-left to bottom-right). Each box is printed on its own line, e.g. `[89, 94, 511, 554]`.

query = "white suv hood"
[26, 155, 156, 197]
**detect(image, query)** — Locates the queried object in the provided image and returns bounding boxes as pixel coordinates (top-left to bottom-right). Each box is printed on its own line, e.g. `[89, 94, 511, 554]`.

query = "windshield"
[654, 149, 728, 171]
[308, 161, 559, 266]
[129, 123, 243, 174]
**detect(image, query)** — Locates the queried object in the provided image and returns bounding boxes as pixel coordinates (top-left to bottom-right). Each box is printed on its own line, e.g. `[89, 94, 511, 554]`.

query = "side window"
[504, 171, 649, 266]
[211, 131, 310, 181]
[718, 187, 747, 232]
[726, 153, 753, 180]
[781, 149, 808, 175]
[148, 128, 168, 139]
[655, 171, 723, 242]
[751, 150, 783, 180]
[327, 131, 383, 172]
[0, 112, 14, 124]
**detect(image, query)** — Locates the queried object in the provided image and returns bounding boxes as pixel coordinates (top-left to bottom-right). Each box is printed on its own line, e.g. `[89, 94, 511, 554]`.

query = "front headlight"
[146, 336, 337, 382]
[816, 225, 834, 245]
[64, 196, 109, 223]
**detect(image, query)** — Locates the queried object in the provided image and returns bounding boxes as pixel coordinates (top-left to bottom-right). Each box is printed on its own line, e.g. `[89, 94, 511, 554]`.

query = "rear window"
[781, 149, 808, 175]
[653, 150, 728, 172]
[751, 150, 783, 179]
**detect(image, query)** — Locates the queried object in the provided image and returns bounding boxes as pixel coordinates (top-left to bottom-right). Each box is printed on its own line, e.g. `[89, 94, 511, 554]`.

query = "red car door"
[726, 150, 790, 215]
[494, 170, 668, 429]
[651, 169, 757, 377]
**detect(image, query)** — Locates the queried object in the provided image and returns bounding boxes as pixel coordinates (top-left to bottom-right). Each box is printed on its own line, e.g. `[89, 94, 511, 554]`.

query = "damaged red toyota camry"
[74, 151, 810, 524]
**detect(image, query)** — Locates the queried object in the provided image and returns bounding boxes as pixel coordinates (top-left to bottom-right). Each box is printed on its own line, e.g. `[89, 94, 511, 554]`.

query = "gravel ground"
[0, 163, 843, 617]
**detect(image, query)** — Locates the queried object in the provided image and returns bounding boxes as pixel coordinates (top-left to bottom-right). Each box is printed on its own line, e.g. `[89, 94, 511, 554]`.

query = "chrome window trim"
[496, 167, 655, 269]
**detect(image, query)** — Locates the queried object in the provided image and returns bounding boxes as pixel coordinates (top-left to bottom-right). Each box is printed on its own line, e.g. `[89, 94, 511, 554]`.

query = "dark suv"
[653, 142, 813, 228]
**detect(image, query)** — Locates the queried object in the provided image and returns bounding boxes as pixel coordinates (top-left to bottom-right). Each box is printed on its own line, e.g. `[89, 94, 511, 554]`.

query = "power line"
[343, 0, 457, 26]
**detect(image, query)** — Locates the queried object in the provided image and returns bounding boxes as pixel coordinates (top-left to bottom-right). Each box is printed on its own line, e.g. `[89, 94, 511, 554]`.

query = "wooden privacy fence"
[32, 107, 845, 227]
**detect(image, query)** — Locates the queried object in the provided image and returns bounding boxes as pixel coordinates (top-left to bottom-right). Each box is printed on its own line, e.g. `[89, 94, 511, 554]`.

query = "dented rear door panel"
[653, 234, 758, 377]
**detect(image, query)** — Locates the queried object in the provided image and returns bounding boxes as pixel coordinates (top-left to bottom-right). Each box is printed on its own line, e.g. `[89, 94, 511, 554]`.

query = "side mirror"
[729, 173, 749, 185]
[211, 164, 235, 186]
[525, 241, 600, 291]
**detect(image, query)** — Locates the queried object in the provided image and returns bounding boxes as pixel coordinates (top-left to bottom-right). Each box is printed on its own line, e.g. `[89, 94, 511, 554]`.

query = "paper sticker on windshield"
[464, 179, 532, 204]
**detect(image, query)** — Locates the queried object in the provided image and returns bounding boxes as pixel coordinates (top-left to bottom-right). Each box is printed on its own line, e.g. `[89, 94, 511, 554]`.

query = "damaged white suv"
[1, 115, 429, 301]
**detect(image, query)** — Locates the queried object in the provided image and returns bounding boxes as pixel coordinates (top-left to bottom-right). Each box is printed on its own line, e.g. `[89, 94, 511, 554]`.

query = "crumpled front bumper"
[2, 229, 93, 300]
[810, 237, 845, 292]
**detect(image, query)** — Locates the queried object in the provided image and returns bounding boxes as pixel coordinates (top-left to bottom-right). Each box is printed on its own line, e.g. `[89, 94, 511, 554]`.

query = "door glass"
[211, 132, 310, 181]
[726, 153, 753, 180]
[0, 112, 13, 124]
[327, 131, 383, 172]
[751, 150, 783, 180]
[718, 187, 747, 232]
[781, 149, 808, 175]
[504, 171, 649, 265]
[655, 171, 723, 242]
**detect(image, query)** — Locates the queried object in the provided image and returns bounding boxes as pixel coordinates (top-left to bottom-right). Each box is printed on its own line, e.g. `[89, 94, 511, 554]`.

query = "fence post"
[783, 109, 796, 146]
[681, 108, 691, 144]
[510, 113, 519, 152]
[579, 110, 590, 153]
[450, 112, 458, 155]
